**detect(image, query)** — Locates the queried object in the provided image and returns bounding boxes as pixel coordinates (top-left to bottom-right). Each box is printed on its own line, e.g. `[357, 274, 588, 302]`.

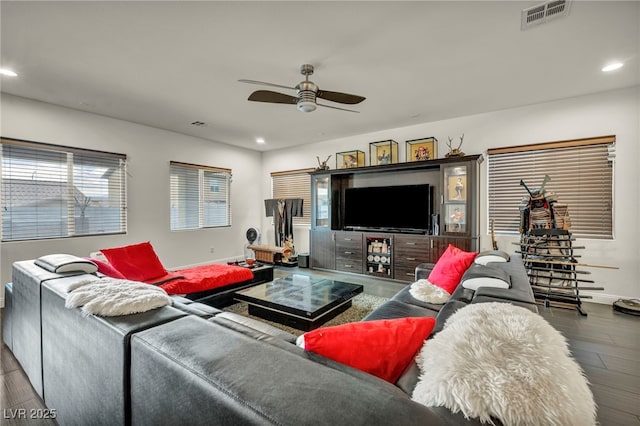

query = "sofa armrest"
[415, 263, 435, 281]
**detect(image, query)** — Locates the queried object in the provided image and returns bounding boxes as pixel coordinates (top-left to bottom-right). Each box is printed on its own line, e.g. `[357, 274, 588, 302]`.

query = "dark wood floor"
[1, 269, 638, 425]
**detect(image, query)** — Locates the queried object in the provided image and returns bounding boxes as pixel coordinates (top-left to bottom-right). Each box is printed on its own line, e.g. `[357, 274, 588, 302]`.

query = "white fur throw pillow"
[409, 279, 451, 304]
[66, 278, 172, 316]
[412, 302, 596, 426]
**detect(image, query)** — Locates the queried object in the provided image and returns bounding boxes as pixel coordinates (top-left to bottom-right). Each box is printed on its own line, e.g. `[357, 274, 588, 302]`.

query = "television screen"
[343, 184, 432, 232]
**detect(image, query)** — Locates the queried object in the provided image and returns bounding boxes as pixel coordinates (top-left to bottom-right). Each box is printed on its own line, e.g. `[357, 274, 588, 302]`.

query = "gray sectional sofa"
[3, 255, 535, 425]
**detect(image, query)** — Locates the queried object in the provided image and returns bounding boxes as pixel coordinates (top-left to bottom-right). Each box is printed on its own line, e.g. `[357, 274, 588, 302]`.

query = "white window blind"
[271, 169, 313, 226]
[488, 136, 614, 239]
[1, 138, 127, 241]
[170, 161, 231, 230]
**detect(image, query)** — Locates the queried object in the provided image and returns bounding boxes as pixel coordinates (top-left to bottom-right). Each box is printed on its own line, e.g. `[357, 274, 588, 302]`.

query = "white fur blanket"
[409, 279, 451, 304]
[412, 302, 596, 425]
[65, 278, 172, 316]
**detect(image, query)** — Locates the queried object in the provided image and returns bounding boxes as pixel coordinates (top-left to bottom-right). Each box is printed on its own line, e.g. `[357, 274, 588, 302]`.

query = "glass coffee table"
[234, 274, 364, 331]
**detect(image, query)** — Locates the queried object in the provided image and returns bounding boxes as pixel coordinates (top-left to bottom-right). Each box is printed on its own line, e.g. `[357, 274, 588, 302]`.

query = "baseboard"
[579, 291, 627, 305]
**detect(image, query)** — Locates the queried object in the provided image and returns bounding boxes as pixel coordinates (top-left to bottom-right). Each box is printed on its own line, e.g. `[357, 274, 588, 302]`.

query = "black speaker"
[431, 214, 440, 236]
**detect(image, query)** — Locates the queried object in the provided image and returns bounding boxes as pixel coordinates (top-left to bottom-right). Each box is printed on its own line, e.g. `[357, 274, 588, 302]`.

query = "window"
[271, 169, 313, 226]
[1, 138, 127, 241]
[488, 135, 614, 239]
[170, 161, 231, 230]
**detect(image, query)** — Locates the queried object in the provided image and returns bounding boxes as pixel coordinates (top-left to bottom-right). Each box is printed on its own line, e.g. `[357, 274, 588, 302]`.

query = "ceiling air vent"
[521, 0, 572, 30]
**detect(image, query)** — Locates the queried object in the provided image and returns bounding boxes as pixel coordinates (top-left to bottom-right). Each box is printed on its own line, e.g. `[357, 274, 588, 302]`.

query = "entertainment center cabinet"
[309, 154, 482, 282]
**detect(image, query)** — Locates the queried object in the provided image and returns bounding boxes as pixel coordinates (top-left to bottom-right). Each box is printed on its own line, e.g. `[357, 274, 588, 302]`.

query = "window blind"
[1, 138, 127, 241]
[170, 161, 231, 230]
[271, 168, 313, 226]
[487, 136, 614, 239]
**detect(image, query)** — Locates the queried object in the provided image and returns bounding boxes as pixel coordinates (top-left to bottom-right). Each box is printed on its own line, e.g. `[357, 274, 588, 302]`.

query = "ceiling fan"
[239, 64, 365, 113]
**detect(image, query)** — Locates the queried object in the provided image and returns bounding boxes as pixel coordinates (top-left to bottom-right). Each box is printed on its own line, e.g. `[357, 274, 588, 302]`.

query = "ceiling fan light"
[297, 100, 317, 113]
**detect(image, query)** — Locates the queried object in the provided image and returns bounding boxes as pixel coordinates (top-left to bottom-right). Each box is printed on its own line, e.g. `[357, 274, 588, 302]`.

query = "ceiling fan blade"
[317, 89, 366, 105]
[248, 90, 298, 104]
[317, 102, 360, 113]
[239, 79, 296, 91]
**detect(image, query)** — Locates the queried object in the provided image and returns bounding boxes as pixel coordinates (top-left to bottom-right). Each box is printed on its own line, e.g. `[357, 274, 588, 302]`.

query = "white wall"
[262, 87, 640, 303]
[0, 94, 264, 304]
[2, 87, 638, 306]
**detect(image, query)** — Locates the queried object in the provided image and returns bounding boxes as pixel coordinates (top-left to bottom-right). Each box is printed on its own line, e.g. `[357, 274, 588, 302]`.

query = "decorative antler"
[445, 134, 466, 158]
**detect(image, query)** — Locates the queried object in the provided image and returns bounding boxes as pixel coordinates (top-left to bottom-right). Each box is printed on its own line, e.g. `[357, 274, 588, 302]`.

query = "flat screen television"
[343, 184, 432, 233]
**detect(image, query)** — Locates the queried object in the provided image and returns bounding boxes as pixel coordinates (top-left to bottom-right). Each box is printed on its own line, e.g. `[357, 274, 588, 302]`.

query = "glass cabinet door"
[314, 175, 330, 228]
[442, 164, 468, 234]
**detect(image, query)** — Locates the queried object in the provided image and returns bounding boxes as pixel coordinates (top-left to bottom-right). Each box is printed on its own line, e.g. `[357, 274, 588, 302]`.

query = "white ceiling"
[1, 1, 638, 151]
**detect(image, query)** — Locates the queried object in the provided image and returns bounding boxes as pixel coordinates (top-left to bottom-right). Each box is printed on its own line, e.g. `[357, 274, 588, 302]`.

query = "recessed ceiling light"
[0, 68, 18, 77]
[602, 62, 623, 72]
[256, 138, 265, 144]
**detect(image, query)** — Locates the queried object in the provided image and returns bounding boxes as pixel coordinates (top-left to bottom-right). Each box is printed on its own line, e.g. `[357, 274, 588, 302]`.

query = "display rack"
[365, 236, 392, 277]
[517, 229, 603, 316]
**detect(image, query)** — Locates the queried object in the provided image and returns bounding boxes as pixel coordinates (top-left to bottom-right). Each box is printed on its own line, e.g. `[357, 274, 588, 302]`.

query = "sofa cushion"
[471, 295, 538, 313]
[100, 241, 168, 282]
[211, 312, 298, 343]
[433, 299, 469, 334]
[461, 263, 511, 291]
[427, 244, 478, 294]
[474, 250, 510, 265]
[35, 254, 98, 274]
[86, 257, 127, 279]
[362, 299, 439, 321]
[171, 301, 222, 318]
[297, 317, 436, 383]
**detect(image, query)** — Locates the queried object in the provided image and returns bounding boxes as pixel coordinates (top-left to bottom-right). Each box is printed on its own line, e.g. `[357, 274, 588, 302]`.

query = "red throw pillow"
[428, 244, 478, 294]
[100, 242, 168, 282]
[84, 257, 126, 279]
[301, 317, 436, 383]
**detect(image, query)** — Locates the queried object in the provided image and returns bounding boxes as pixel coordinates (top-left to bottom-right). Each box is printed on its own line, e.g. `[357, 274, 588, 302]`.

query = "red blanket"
[158, 263, 254, 295]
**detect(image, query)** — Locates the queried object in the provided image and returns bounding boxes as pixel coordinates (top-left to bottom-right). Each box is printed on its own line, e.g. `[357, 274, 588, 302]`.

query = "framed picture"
[445, 204, 466, 233]
[369, 140, 398, 166]
[406, 137, 438, 162]
[447, 174, 467, 202]
[336, 150, 365, 169]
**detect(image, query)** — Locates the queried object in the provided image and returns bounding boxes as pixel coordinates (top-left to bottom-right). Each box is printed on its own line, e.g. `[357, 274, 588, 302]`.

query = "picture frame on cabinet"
[336, 150, 365, 169]
[369, 140, 398, 166]
[445, 204, 466, 233]
[406, 137, 438, 162]
[447, 175, 467, 202]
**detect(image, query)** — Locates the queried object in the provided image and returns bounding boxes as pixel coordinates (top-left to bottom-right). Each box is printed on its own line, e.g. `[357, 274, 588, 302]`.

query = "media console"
[309, 155, 482, 282]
